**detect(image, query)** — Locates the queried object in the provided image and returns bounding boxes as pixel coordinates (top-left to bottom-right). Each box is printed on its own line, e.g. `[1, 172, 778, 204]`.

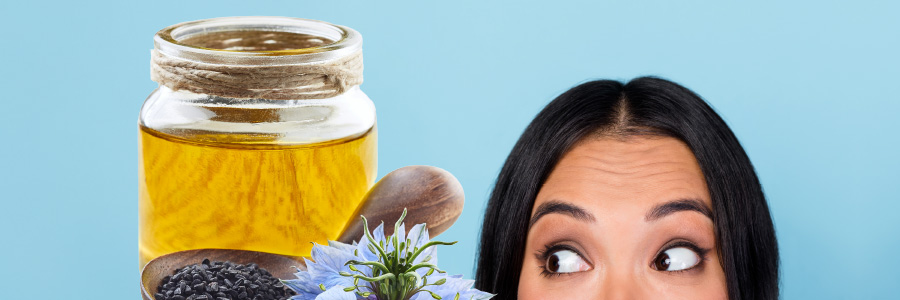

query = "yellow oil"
[138, 125, 377, 267]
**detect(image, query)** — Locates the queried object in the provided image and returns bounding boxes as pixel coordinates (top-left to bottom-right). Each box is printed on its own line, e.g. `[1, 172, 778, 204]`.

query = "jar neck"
[151, 17, 363, 100]
[141, 85, 376, 146]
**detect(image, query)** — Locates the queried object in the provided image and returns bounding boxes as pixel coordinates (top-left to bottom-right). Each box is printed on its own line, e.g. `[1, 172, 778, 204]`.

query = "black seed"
[154, 259, 293, 300]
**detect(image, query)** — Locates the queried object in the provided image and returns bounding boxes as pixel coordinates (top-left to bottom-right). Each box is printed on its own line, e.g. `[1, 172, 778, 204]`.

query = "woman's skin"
[519, 135, 727, 300]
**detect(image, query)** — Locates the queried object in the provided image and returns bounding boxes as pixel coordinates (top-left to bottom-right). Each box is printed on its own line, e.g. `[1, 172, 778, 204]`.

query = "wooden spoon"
[337, 165, 465, 244]
[140, 249, 306, 300]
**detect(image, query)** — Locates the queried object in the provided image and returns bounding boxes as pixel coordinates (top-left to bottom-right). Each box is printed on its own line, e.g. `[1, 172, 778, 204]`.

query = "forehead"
[535, 136, 711, 217]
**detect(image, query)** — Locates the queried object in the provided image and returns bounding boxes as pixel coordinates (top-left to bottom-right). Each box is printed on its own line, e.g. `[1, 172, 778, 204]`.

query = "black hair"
[475, 77, 778, 300]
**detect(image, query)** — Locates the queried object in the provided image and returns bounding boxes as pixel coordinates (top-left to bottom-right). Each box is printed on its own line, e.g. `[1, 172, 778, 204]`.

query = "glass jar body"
[138, 85, 377, 267]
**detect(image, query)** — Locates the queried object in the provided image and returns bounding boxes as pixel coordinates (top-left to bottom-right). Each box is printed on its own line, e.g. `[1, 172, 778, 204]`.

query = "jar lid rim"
[154, 16, 361, 65]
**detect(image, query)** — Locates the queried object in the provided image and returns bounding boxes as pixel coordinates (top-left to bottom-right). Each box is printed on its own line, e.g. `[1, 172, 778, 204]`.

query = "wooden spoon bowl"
[140, 249, 306, 300]
[337, 165, 465, 243]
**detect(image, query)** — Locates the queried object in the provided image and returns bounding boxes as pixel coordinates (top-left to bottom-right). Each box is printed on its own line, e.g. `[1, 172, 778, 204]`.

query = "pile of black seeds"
[154, 258, 296, 300]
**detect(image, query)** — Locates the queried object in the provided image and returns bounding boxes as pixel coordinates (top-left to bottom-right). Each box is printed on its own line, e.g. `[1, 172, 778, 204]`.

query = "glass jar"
[138, 16, 377, 267]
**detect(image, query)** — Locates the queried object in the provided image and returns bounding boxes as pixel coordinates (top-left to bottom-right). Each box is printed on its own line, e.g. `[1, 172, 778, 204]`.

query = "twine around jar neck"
[150, 49, 363, 100]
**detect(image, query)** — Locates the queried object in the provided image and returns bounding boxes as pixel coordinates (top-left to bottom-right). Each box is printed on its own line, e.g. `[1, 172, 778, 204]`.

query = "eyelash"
[535, 243, 586, 278]
[653, 240, 711, 274]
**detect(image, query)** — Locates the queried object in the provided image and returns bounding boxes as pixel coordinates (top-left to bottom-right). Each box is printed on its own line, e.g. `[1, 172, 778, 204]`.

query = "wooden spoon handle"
[337, 165, 464, 244]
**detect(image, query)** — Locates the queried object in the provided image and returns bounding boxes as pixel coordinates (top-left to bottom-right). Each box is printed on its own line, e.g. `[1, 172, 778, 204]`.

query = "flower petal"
[356, 233, 380, 262]
[310, 243, 357, 273]
[283, 270, 317, 293]
[456, 289, 496, 300]
[328, 240, 358, 254]
[305, 244, 357, 291]
[314, 285, 357, 300]
[406, 223, 430, 250]
[372, 222, 386, 244]
[411, 273, 494, 300]
[285, 260, 323, 299]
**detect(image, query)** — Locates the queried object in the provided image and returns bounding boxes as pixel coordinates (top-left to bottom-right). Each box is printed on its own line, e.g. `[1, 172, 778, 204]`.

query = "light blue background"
[1, 1, 897, 299]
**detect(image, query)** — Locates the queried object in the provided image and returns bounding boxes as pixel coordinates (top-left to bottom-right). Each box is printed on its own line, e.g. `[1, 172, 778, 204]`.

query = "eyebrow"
[645, 199, 713, 222]
[529, 200, 596, 228]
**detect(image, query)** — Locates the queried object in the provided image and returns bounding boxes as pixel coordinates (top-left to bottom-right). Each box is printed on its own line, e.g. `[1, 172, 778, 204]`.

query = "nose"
[592, 267, 645, 300]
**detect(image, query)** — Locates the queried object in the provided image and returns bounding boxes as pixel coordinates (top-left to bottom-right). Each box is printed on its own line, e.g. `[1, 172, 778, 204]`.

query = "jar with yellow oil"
[139, 17, 377, 267]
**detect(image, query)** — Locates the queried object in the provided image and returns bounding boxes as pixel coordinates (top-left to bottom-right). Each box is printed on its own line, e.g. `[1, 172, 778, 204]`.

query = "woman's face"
[519, 136, 727, 299]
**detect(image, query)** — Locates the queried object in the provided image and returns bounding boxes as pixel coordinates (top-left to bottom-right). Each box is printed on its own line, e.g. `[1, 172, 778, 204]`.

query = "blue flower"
[284, 209, 494, 300]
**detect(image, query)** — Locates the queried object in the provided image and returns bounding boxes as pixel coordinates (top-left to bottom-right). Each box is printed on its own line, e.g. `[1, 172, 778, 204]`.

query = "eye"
[653, 247, 701, 271]
[545, 249, 592, 273]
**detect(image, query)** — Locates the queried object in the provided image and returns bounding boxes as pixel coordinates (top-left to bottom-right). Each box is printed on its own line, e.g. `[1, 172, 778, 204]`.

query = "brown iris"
[547, 253, 561, 272]
[654, 252, 671, 270]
